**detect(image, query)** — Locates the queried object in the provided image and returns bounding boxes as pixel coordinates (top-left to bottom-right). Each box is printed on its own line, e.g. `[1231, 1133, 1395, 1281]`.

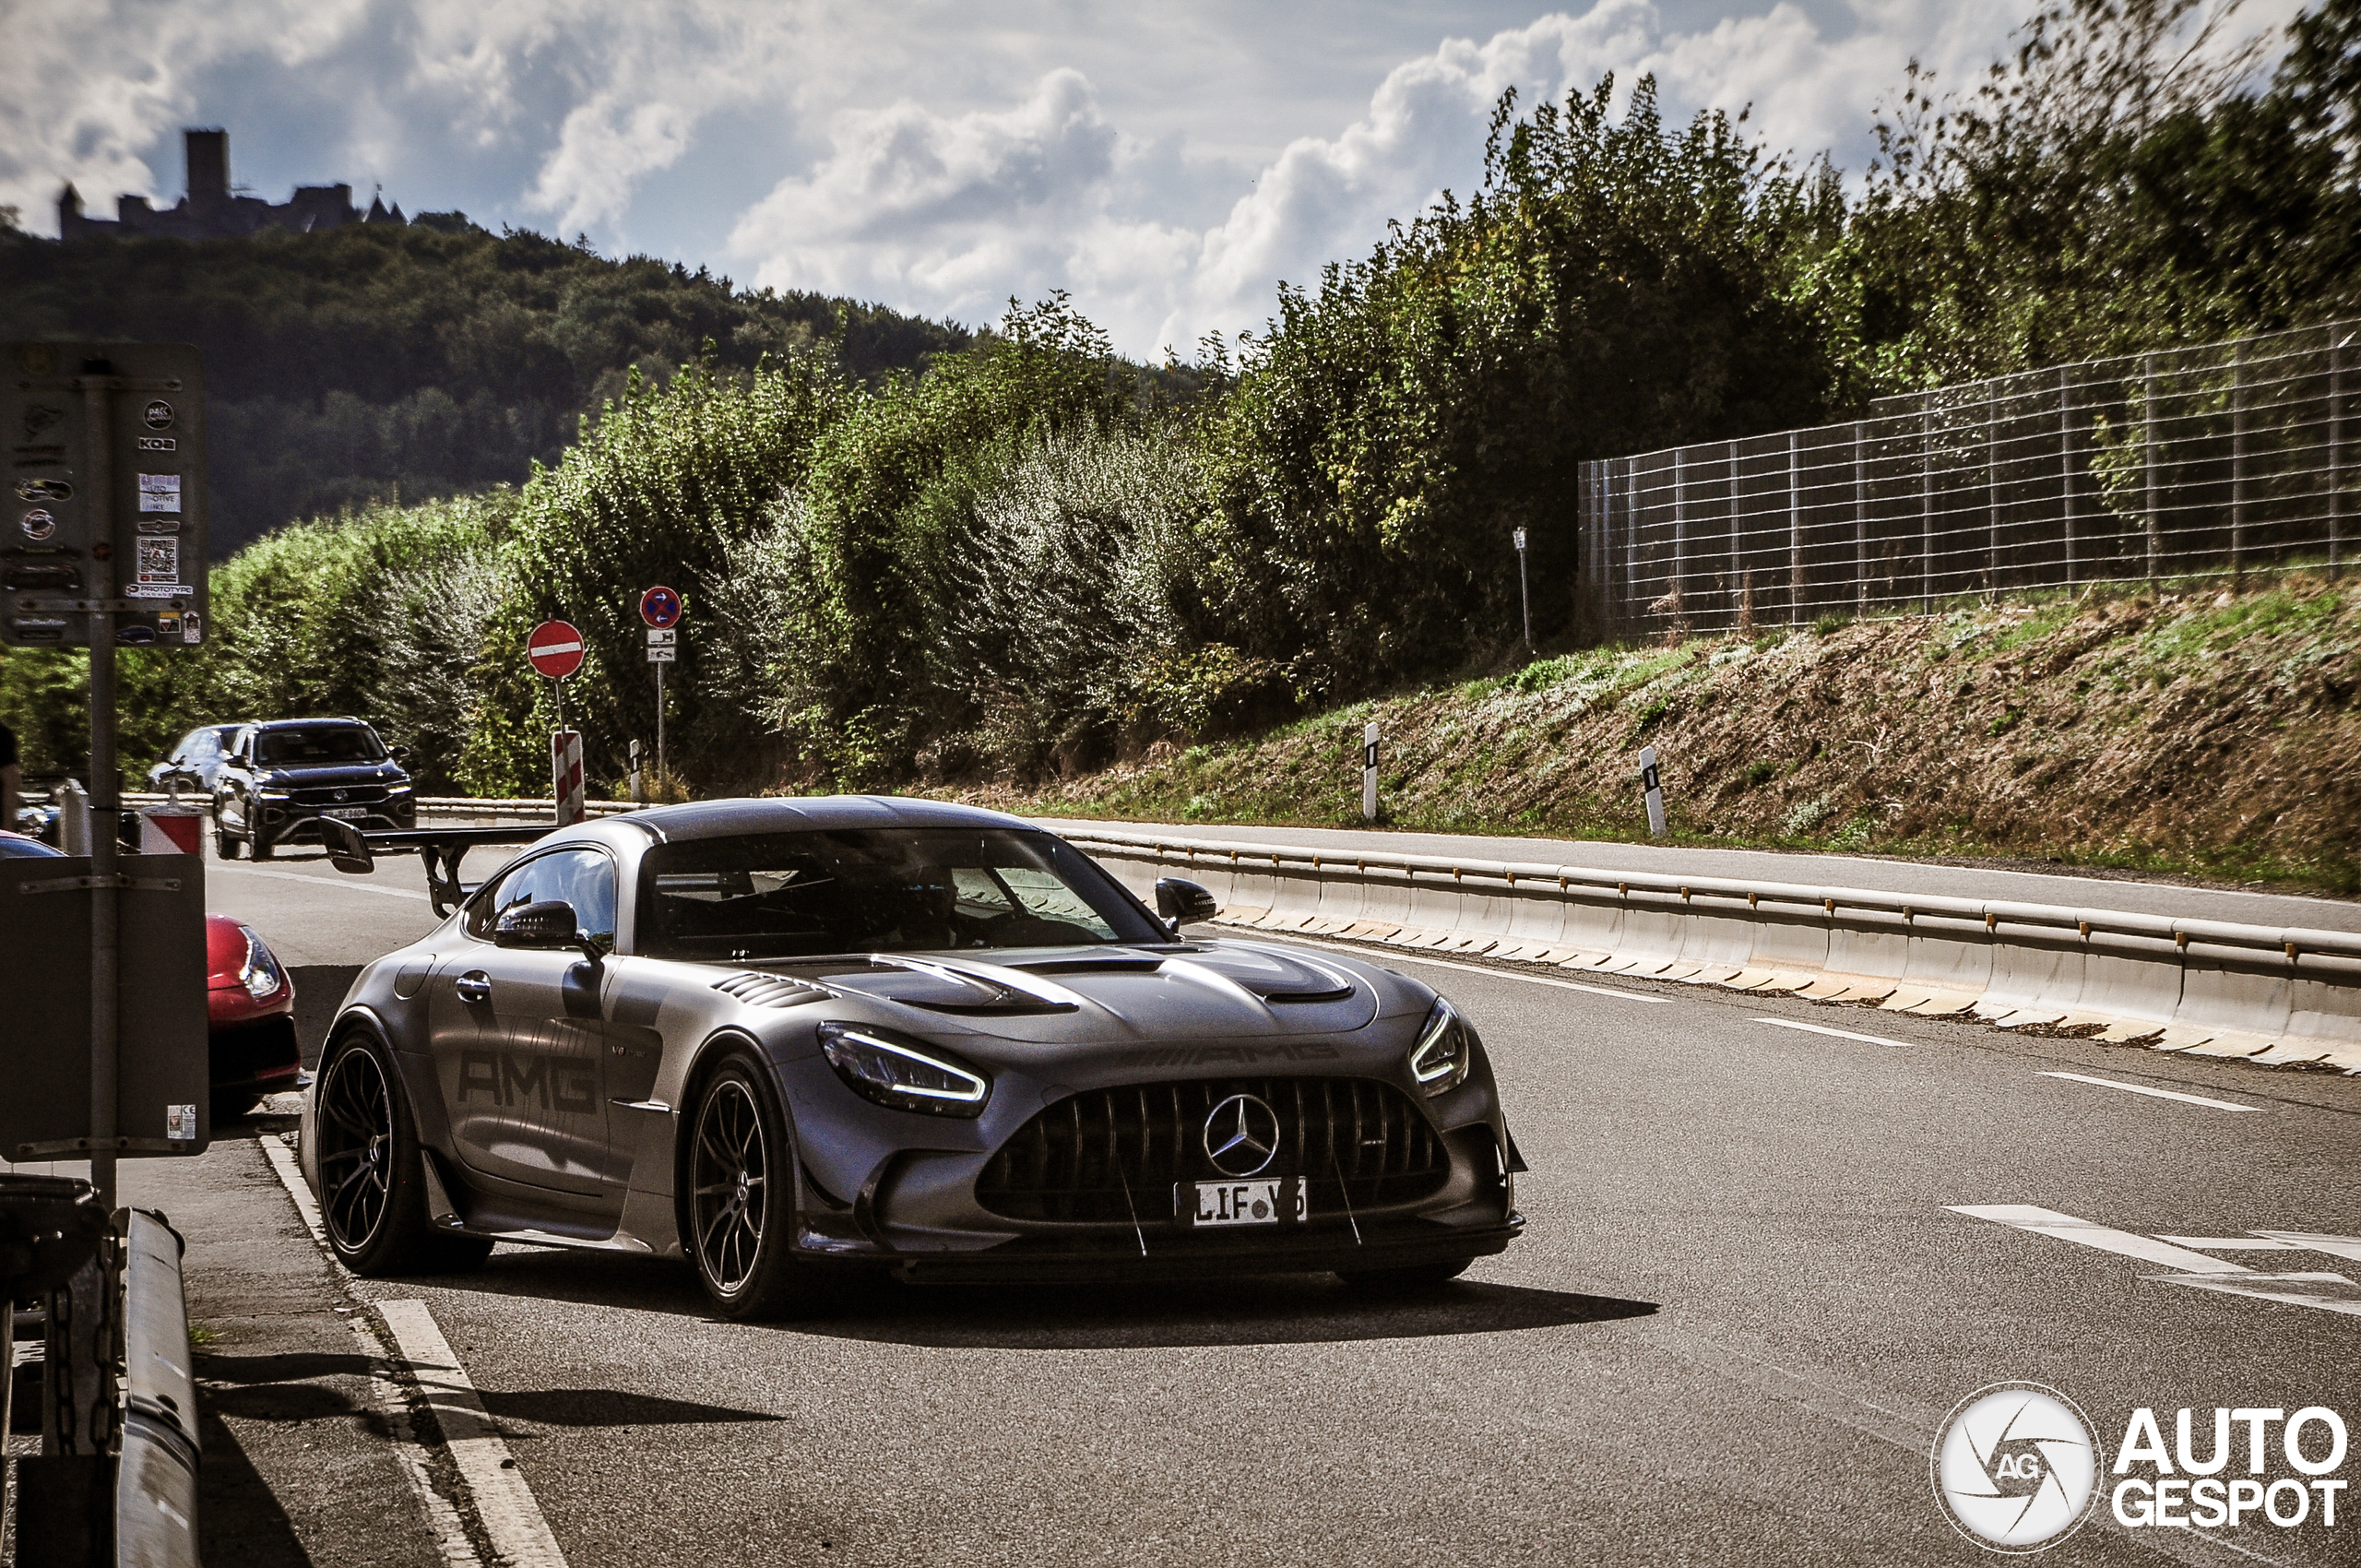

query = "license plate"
[1177, 1177, 1307, 1228]
[323, 806, 369, 819]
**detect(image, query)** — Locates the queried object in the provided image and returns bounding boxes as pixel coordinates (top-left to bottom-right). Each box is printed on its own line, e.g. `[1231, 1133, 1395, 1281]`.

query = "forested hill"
[0, 216, 973, 550]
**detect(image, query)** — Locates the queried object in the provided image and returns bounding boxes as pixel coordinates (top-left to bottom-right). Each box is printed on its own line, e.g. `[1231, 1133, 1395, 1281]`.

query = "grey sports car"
[301, 797, 1525, 1318]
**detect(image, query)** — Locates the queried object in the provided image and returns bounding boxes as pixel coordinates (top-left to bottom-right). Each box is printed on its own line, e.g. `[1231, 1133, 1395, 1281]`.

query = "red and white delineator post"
[140, 781, 206, 855]
[552, 730, 585, 827]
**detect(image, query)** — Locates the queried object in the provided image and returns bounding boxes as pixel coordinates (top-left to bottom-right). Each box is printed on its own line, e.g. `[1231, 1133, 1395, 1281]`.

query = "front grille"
[976, 1076, 1449, 1224]
[290, 785, 388, 806]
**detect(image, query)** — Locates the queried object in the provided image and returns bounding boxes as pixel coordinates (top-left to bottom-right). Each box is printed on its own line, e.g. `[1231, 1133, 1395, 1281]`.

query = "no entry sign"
[640, 585, 682, 629]
[527, 619, 586, 680]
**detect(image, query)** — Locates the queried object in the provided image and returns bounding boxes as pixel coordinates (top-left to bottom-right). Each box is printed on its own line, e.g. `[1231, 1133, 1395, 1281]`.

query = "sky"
[0, 0, 2308, 361]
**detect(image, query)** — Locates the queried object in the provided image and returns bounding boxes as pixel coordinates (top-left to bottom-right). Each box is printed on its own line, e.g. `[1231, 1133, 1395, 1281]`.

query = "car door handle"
[455, 971, 492, 1004]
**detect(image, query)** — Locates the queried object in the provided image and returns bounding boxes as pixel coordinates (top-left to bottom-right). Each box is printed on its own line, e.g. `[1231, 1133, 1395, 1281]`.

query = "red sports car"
[2, 829, 298, 1118]
[207, 912, 299, 1118]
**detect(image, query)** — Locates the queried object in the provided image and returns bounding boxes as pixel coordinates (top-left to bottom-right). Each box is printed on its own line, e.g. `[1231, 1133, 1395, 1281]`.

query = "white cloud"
[724, 2, 2042, 356]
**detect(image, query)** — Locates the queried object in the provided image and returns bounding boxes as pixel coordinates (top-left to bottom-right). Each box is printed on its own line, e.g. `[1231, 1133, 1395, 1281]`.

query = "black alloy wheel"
[685, 1054, 830, 1320]
[312, 1034, 491, 1276]
[314, 1042, 397, 1257]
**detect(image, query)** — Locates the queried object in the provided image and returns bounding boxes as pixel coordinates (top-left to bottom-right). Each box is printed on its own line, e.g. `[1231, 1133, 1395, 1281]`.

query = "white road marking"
[377, 1301, 571, 1568]
[213, 861, 432, 900]
[350, 1313, 485, 1568]
[2035, 1071, 2258, 1111]
[258, 1130, 564, 1567]
[2250, 1230, 2361, 1264]
[1947, 1205, 2254, 1275]
[1269, 935, 1674, 1002]
[2148, 1273, 2361, 1319]
[258, 1128, 327, 1245]
[2155, 1237, 2302, 1250]
[1750, 1017, 1918, 1050]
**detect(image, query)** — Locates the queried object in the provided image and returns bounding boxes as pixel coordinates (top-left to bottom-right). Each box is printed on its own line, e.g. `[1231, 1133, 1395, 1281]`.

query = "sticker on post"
[167, 1104, 197, 1140]
[136, 436, 176, 453]
[19, 507, 55, 540]
[137, 473, 182, 513]
[144, 400, 175, 430]
[182, 611, 201, 643]
[14, 477, 69, 501]
[126, 584, 184, 599]
[136, 536, 180, 586]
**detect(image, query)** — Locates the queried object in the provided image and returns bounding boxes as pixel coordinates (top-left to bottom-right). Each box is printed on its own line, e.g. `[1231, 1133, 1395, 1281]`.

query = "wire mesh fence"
[1575, 318, 2359, 640]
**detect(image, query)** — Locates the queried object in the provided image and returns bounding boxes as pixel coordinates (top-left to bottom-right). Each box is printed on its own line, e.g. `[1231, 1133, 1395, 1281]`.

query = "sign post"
[3, 342, 211, 1208]
[640, 586, 682, 785]
[526, 619, 586, 826]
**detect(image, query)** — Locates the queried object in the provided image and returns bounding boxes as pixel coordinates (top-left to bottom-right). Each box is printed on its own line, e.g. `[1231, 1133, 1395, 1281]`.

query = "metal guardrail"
[1059, 826, 2361, 1070]
[0, 1186, 196, 1568]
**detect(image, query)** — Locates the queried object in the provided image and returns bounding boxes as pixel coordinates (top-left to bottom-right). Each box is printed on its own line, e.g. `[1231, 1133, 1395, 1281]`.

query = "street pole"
[82, 374, 118, 1209]
[656, 661, 665, 786]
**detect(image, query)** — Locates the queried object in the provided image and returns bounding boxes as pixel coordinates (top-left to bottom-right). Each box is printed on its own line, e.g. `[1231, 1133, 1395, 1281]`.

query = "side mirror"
[494, 899, 580, 949]
[1154, 878, 1219, 929]
[390, 745, 409, 763]
[493, 898, 605, 965]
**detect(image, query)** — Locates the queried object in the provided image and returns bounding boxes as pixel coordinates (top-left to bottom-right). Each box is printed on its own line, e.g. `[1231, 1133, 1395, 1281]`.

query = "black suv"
[213, 719, 416, 860]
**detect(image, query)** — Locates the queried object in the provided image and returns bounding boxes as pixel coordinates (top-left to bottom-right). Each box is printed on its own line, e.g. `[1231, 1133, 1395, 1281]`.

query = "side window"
[465, 849, 618, 950]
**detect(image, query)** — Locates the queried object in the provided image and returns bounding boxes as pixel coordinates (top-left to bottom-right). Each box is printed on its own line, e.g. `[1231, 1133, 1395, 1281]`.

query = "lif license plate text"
[1179, 1177, 1307, 1228]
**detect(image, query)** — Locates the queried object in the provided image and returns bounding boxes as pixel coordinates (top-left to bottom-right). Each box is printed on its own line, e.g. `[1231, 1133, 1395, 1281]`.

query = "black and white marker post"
[1362, 721, 1380, 823]
[1639, 744, 1667, 837]
[1513, 526, 1532, 649]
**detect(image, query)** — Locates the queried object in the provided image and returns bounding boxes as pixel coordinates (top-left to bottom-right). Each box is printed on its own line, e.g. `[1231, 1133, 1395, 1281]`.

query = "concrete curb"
[1059, 827, 2361, 1075]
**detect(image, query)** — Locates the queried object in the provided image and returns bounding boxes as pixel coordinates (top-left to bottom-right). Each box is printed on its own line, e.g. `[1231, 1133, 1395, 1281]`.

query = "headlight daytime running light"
[240, 928, 287, 1000]
[1408, 997, 1472, 1096]
[818, 1022, 990, 1117]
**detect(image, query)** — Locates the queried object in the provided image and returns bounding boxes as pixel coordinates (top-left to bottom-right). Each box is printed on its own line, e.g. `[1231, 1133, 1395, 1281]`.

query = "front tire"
[685, 1052, 832, 1321]
[214, 812, 239, 859]
[250, 826, 275, 861]
[313, 1033, 490, 1276]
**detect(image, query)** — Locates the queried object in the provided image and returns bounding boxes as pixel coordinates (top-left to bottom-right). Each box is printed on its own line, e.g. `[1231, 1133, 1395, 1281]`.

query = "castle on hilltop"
[57, 128, 407, 242]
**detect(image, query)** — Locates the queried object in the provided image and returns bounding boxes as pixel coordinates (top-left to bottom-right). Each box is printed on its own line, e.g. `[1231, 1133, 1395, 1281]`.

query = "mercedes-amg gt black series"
[301, 797, 1525, 1318]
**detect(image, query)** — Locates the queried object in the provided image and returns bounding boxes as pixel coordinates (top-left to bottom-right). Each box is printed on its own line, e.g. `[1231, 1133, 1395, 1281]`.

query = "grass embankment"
[939, 579, 2361, 897]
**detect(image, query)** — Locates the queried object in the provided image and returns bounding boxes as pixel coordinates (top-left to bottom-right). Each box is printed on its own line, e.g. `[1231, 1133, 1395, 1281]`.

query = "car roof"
[620, 794, 1034, 843]
[249, 718, 375, 731]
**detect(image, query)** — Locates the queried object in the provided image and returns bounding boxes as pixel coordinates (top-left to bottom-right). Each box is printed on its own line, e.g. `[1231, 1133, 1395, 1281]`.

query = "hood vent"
[712, 972, 830, 1009]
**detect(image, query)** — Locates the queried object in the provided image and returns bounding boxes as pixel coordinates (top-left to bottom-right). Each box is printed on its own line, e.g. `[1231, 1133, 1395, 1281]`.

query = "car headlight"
[257, 786, 291, 799]
[818, 1022, 990, 1116]
[387, 784, 412, 796]
[1408, 997, 1472, 1096]
[240, 928, 286, 1000]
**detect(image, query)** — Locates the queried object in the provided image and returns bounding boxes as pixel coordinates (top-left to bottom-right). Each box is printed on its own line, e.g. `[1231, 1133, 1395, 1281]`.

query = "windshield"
[256, 726, 386, 766]
[635, 827, 1164, 960]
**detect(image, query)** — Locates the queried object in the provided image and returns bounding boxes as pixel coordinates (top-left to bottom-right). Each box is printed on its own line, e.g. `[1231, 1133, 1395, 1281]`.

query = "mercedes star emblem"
[1204, 1093, 1281, 1177]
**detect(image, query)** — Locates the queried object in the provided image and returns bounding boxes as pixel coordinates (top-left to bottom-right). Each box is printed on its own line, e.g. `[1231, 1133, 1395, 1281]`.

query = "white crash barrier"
[1061, 827, 2361, 1074]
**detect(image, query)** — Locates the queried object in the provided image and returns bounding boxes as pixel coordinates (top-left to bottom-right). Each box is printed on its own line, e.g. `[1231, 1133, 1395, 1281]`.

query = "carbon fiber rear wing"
[321, 818, 555, 917]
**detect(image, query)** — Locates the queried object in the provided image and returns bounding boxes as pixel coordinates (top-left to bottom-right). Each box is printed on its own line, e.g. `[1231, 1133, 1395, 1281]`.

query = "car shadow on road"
[429, 1249, 1655, 1348]
[800, 1278, 1658, 1350]
[198, 1348, 779, 1429]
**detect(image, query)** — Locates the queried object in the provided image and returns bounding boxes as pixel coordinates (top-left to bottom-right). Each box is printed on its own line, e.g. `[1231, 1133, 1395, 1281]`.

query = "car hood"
[206, 914, 248, 990]
[259, 763, 405, 787]
[752, 942, 1399, 1042]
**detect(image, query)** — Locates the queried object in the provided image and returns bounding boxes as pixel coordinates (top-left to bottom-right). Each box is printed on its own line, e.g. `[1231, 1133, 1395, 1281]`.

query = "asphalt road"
[79, 839, 2361, 1565]
[1043, 817, 2361, 934]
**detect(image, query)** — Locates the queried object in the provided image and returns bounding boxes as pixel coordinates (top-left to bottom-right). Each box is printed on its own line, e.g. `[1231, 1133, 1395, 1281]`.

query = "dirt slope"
[939, 578, 2361, 895]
